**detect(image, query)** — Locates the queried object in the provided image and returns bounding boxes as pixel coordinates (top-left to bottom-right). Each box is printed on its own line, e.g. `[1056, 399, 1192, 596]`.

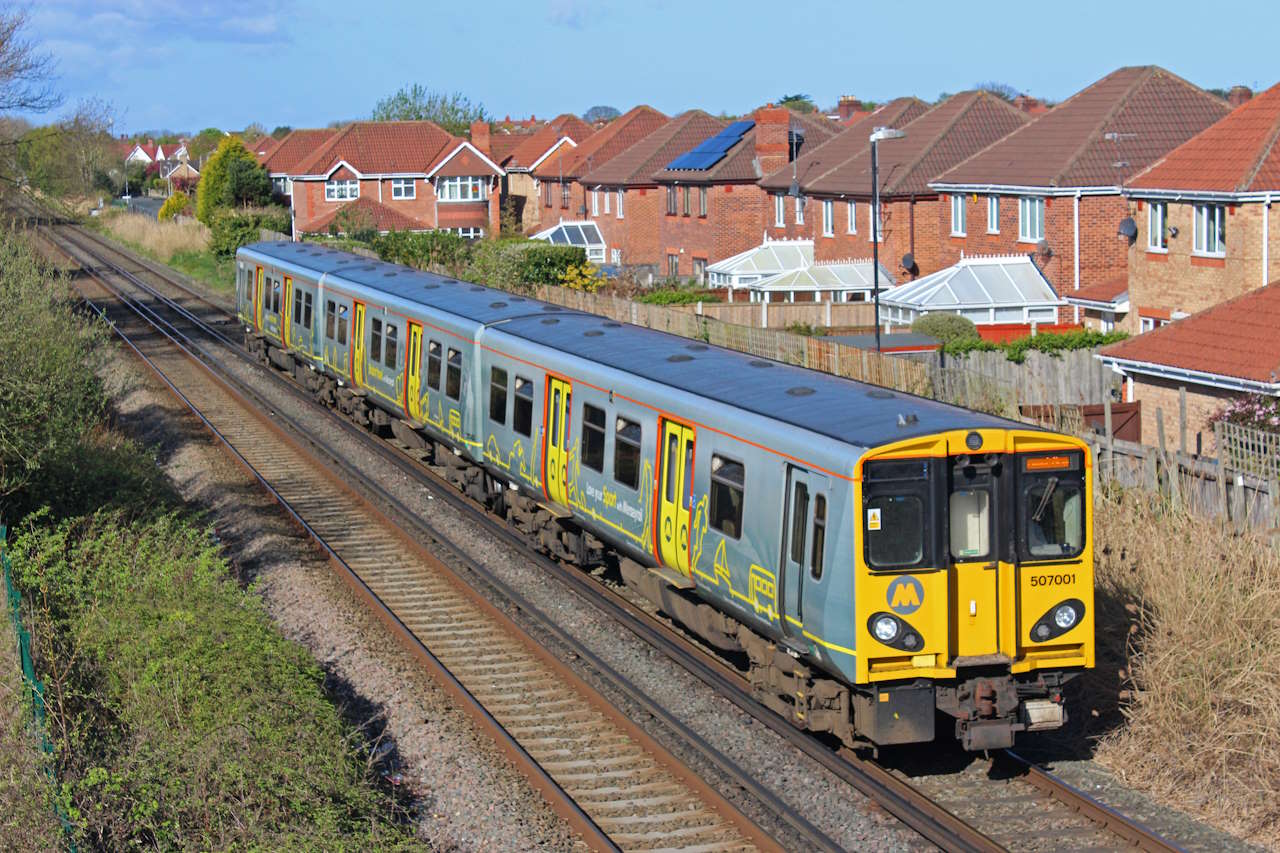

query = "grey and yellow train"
[236, 241, 1094, 751]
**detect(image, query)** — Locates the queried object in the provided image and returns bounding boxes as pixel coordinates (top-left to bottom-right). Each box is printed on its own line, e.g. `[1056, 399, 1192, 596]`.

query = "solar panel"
[691, 136, 738, 154]
[723, 120, 755, 137]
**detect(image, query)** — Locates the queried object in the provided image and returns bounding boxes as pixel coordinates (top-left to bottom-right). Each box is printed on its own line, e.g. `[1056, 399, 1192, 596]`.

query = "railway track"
[34, 208, 1187, 853]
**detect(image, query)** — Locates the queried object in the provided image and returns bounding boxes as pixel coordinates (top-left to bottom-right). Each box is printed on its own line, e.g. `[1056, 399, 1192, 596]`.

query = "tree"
[15, 99, 116, 198]
[187, 127, 225, 162]
[240, 122, 267, 140]
[974, 81, 1019, 102]
[371, 85, 489, 136]
[582, 105, 619, 123]
[158, 191, 189, 221]
[195, 137, 271, 224]
[778, 93, 816, 113]
[271, 125, 292, 139]
[0, 10, 58, 114]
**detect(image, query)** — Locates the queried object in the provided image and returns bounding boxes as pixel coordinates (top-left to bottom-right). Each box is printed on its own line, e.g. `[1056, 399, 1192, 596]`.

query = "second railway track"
[35, 208, 1189, 853]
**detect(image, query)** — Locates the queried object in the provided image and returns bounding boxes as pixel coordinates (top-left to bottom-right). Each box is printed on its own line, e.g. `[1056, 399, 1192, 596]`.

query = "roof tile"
[656, 109, 839, 184]
[532, 106, 668, 180]
[263, 129, 340, 175]
[581, 111, 726, 186]
[293, 121, 462, 177]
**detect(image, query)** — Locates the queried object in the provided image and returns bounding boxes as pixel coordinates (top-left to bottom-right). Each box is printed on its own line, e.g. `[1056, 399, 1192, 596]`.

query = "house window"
[610, 248, 621, 264]
[682, 186, 691, 216]
[438, 175, 486, 202]
[692, 257, 707, 283]
[666, 186, 678, 216]
[1018, 196, 1045, 242]
[391, 178, 416, 200]
[667, 254, 679, 278]
[774, 193, 784, 227]
[543, 180, 551, 208]
[1148, 202, 1168, 250]
[272, 176, 290, 196]
[951, 194, 966, 236]
[847, 200, 856, 234]
[987, 196, 999, 233]
[795, 195, 804, 225]
[560, 182, 570, 208]
[1193, 204, 1225, 255]
[616, 189, 624, 219]
[822, 199, 834, 236]
[604, 190, 611, 214]
[591, 189, 599, 216]
[452, 227, 484, 239]
[698, 186, 707, 218]
[324, 179, 358, 201]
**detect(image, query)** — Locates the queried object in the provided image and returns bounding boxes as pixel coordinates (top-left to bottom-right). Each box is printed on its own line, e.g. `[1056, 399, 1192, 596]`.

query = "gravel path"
[99, 353, 580, 852]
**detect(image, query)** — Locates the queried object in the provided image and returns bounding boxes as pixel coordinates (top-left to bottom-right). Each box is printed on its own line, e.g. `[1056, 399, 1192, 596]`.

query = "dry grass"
[100, 212, 209, 262]
[1092, 487, 1280, 847]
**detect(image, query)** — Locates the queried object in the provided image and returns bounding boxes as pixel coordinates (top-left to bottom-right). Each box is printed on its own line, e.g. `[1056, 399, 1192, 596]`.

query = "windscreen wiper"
[1031, 476, 1058, 523]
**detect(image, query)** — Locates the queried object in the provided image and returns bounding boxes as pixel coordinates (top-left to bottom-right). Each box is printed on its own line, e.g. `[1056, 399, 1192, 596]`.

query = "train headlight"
[1030, 598, 1087, 643]
[872, 615, 900, 643]
[1053, 603, 1078, 629]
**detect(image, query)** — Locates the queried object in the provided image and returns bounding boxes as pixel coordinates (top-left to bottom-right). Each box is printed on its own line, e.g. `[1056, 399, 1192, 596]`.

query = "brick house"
[1118, 82, 1280, 334]
[531, 106, 668, 235]
[761, 92, 1026, 281]
[491, 113, 596, 233]
[257, 128, 338, 199]
[579, 110, 727, 271]
[651, 107, 839, 280]
[930, 67, 1230, 319]
[289, 121, 503, 239]
[1099, 282, 1280, 449]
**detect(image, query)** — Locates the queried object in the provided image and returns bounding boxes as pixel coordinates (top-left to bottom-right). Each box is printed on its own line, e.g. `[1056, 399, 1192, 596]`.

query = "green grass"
[168, 248, 236, 295]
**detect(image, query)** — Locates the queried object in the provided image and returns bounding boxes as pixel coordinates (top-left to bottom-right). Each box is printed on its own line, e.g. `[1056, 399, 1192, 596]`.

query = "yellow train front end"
[852, 428, 1094, 751]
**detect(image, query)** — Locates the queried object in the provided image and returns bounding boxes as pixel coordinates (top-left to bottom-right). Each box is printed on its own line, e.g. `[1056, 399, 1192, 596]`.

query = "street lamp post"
[869, 126, 905, 352]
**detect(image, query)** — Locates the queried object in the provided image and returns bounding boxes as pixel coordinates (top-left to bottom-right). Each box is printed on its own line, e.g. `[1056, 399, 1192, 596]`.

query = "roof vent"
[423, 283, 440, 290]
[868, 389, 893, 399]
[897, 413, 919, 427]
[584, 330, 604, 337]
[667, 354, 693, 362]
[510, 296, 526, 302]
[541, 318, 560, 325]
[604, 321, 622, 328]
[470, 286, 485, 292]
[748, 359, 773, 368]
[686, 343, 708, 351]
[489, 301, 508, 309]
[543, 305, 562, 312]
[787, 386, 815, 397]
[383, 272, 397, 277]
[442, 278, 458, 284]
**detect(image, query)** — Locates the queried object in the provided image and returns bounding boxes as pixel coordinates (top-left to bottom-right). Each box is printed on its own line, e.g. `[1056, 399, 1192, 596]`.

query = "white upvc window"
[437, 175, 487, 202]
[846, 200, 856, 234]
[986, 195, 999, 233]
[1018, 196, 1045, 242]
[611, 248, 621, 264]
[774, 193, 785, 227]
[1148, 202, 1168, 251]
[604, 189, 611, 214]
[950, 194, 966, 236]
[453, 226, 484, 239]
[795, 194, 804, 225]
[325, 178, 359, 201]
[390, 178, 415, 200]
[616, 189, 624, 219]
[591, 189, 599, 216]
[1193, 203, 1225, 255]
[822, 199, 833, 236]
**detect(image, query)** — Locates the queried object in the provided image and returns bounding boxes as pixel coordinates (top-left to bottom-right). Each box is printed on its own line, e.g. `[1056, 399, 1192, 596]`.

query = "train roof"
[240, 241, 1021, 448]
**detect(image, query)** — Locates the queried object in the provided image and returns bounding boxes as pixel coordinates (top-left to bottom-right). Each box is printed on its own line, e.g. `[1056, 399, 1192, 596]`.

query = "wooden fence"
[677, 300, 876, 330]
[944, 349, 1119, 406]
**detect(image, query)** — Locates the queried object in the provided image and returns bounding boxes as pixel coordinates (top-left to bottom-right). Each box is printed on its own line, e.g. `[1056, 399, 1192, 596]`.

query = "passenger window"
[683, 441, 693, 510]
[551, 388, 561, 440]
[337, 305, 349, 345]
[810, 495, 826, 579]
[271, 278, 281, 313]
[709, 455, 744, 539]
[664, 434, 679, 503]
[293, 286, 303, 324]
[950, 489, 990, 560]
[513, 376, 533, 436]
[325, 299, 336, 339]
[370, 317, 383, 365]
[262, 275, 270, 309]
[582, 404, 606, 471]
[384, 323, 398, 370]
[302, 292, 313, 330]
[489, 367, 508, 424]
[866, 495, 925, 567]
[446, 348, 462, 400]
[789, 482, 809, 564]
[427, 340, 441, 389]
[613, 418, 641, 489]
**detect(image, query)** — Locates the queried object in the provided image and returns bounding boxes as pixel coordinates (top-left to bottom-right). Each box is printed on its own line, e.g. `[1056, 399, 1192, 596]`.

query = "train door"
[253, 266, 263, 330]
[323, 298, 350, 376]
[281, 276, 293, 346]
[406, 322, 424, 420]
[657, 419, 695, 578]
[543, 376, 572, 505]
[780, 466, 827, 638]
[950, 461, 1000, 657]
[351, 301, 366, 387]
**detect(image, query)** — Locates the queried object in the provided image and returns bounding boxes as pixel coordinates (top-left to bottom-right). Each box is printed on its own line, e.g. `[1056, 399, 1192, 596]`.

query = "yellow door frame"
[254, 266, 263, 329]
[544, 376, 572, 506]
[352, 301, 366, 387]
[282, 276, 292, 346]
[406, 322, 423, 420]
[656, 418, 695, 578]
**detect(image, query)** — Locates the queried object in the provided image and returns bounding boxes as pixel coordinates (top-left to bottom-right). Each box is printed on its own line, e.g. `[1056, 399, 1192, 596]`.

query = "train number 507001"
[1029, 573, 1075, 587]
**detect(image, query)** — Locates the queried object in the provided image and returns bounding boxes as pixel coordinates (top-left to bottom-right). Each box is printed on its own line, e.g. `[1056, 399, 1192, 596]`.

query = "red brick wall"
[587, 185, 663, 269]
[657, 182, 767, 277]
[806, 196, 944, 279]
[292, 176, 501, 236]
[1131, 374, 1235, 452]
[762, 188, 814, 242]
[1125, 199, 1278, 333]
[934, 191, 1130, 297]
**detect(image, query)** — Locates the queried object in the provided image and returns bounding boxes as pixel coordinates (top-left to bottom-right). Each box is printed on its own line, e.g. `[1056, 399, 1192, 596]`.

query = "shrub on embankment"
[1092, 488, 1280, 844]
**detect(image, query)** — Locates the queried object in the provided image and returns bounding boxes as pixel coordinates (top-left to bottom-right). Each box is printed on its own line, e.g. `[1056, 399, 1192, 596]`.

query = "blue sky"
[26, 0, 1276, 135]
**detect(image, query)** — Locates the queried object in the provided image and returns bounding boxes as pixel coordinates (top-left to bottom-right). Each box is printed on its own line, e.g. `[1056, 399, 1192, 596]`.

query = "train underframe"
[251, 334, 1076, 752]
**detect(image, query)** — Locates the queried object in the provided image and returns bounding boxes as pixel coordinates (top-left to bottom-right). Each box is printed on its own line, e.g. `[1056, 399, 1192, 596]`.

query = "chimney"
[1228, 85, 1253, 108]
[470, 120, 491, 157]
[837, 95, 860, 122]
[753, 105, 791, 177]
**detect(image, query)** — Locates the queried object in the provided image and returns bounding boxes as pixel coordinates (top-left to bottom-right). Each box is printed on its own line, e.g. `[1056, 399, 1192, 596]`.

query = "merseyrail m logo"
[887, 576, 924, 615]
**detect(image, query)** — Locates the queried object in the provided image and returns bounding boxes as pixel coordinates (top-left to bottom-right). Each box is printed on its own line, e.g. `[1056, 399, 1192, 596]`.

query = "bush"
[209, 207, 291, 257]
[370, 229, 471, 275]
[635, 285, 721, 305]
[943, 328, 1129, 363]
[8, 512, 422, 850]
[558, 261, 604, 292]
[157, 191, 189, 221]
[911, 312, 979, 344]
[517, 244, 585, 287]
[1206, 393, 1280, 432]
[195, 138, 271, 225]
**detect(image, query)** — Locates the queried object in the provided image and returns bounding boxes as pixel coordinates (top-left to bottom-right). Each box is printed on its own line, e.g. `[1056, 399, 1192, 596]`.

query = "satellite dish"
[1117, 216, 1138, 244]
[901, 253, 918, 277]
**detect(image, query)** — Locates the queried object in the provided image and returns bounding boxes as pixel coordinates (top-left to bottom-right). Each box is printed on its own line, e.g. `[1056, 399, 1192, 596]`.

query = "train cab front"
[852, 429, 1094, 751]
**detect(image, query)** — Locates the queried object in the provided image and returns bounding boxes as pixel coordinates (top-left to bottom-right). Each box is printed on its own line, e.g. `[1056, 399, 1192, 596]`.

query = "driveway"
[125, 196, 164, 218]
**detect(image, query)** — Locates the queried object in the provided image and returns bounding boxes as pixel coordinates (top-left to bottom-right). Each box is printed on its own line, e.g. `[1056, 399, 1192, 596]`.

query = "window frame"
[390, 177, 416, 200]
[682, 185, 691, 217]
[437, 175, 487, 203]
[591, 189, 599, 216]
[337, 304, 349, 345]
[667, 254, 679, 278]
[324, 178, 359, 201]
[986, 195, 999, 234]
[383, 321, 398, 370]
[862, 459, 933, 571]
[325, 299, 337, 340]
[489, 366, 508, 425]
[950, 194, 966, 236]
[810, 494, 827, 580]
[513, 376, 534, 437]
[560, 182, 570, 209]
[445, 347, 462, 400]
[1018, 196, 1045, 243]
[581, 403, 606, 472]
[1018, 454, 1087, 562]
[427, 340, 442, 389]
[616, 189, 624, 219]
[822, 199, 834, 237]
[774, 193, 785, 227]
[613, 416, 642, 490]
[666, 185, 678, 216]
[1193, 203, 1226, 256]
[604, 189, 611, 214]
[869, 201, 883, 242]
[369, 316, 383, 366]
[1148, 201, 1168, 251]
[709, 454, 746, 540]
[698, 186, 708, 218]
[794, 194, 804, 225]
[846, 200, 857, 234]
